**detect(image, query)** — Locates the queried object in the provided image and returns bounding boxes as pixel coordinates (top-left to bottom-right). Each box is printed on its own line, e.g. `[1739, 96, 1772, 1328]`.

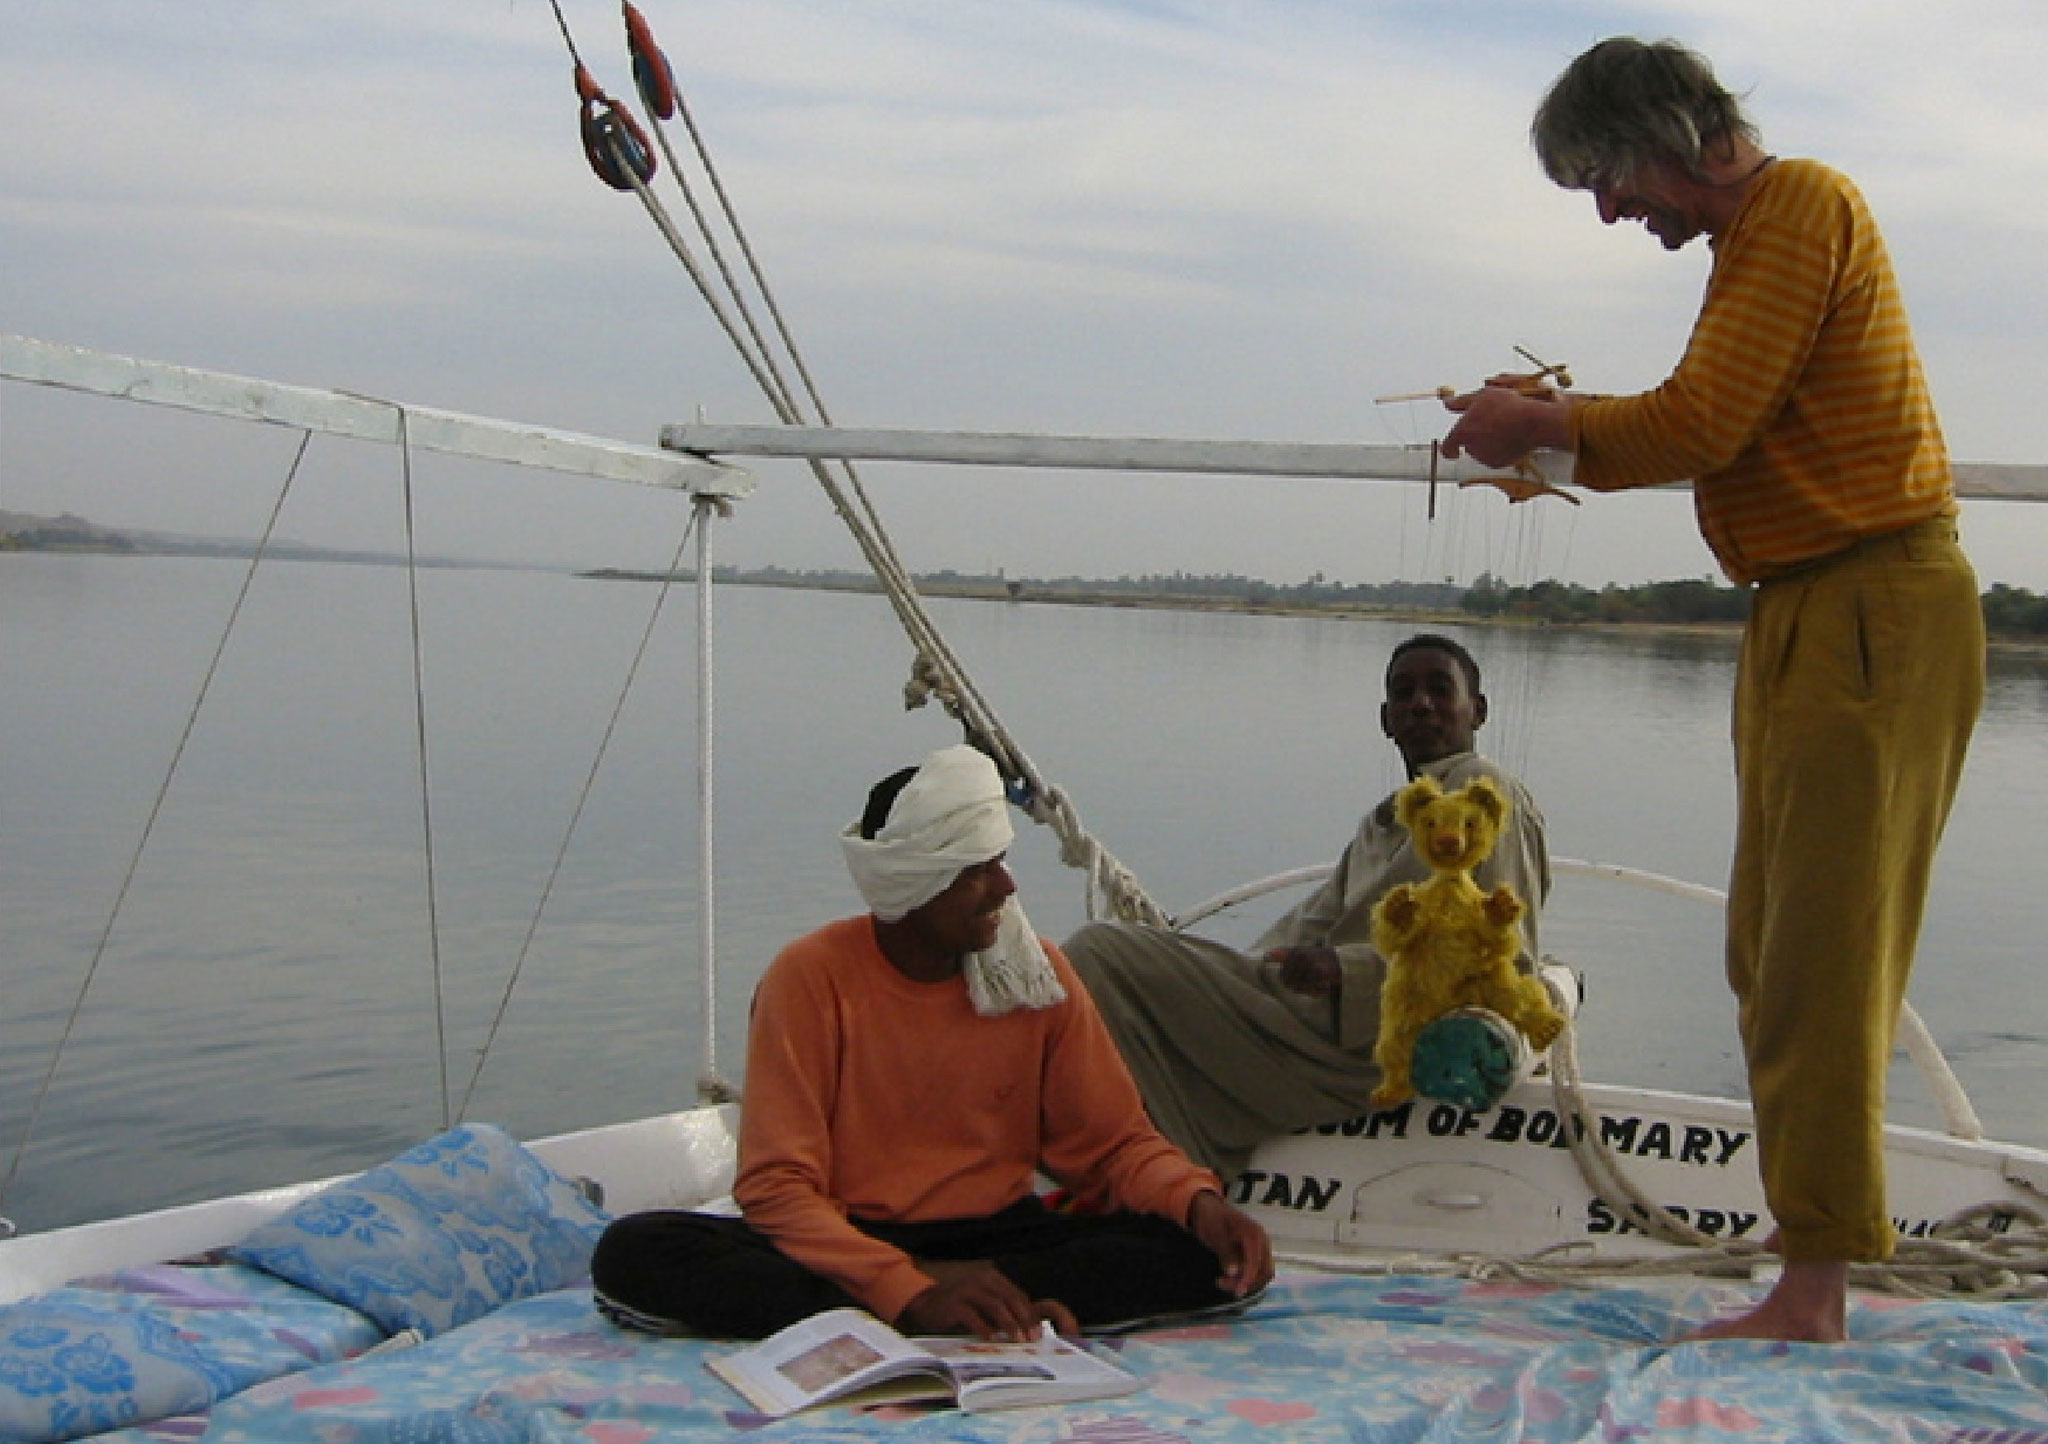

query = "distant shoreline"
[10, 526, 2043, 653]
[587, 568, 1764, 648]
[588, 569, 2048, 656]
[729, 571, 1746, 639]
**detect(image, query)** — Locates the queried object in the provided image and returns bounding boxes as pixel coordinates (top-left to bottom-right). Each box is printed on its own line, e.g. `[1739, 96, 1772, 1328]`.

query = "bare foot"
[1680, 1260, 1848, 1343]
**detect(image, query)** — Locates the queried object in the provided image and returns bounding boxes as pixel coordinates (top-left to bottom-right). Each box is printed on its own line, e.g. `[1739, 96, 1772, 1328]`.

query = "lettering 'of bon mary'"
[1307, 1103, 1750, 1168]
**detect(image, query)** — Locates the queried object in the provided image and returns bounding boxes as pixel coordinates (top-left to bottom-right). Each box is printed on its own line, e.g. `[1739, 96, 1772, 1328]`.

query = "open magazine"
[706, 1306, 1143, 1416]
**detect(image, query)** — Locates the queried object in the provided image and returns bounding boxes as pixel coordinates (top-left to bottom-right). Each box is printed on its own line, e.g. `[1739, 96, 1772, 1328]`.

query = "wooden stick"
[1511, 344, 1573, 390]
[1374, 386, 1456, 405]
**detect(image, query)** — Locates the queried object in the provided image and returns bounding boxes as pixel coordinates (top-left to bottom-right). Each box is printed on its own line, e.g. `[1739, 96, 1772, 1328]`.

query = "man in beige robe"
[1063, 634, 1549, 1178]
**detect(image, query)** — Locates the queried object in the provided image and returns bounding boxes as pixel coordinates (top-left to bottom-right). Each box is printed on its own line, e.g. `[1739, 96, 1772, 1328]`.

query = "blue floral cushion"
[225, 1123, 610, 1339]
[0, 1263, 381, 1444]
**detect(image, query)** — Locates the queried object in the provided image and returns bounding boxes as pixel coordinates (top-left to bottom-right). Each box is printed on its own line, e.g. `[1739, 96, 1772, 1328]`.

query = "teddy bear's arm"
[1372, 883, 1422, 948]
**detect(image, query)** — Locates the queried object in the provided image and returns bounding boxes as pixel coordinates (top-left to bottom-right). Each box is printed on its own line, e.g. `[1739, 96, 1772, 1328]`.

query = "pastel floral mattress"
[14, 1121, 2048, 1443]
[55, 1269, 2048, 1443]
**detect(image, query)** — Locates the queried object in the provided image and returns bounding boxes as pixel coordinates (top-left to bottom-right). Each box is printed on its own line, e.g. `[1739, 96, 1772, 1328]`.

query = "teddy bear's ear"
[1396, 775, 1442, 829]
[1464, 777, 1509, 825]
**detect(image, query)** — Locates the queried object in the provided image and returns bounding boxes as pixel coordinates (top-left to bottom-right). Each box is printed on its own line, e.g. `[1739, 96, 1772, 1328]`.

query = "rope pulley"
[623, 3, 678, 120]
[544, 0, 1171, 930]
[575, 63, 657, 191]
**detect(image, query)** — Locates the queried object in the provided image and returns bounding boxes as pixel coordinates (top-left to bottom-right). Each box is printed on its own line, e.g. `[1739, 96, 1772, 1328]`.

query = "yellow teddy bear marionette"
[1368, 773, 1566, 1109]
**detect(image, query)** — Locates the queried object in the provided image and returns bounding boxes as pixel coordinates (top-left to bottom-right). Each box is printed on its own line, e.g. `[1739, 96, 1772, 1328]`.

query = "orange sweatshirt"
[733, 916, 1220, 1323]
[1569, 159, 1954, 584]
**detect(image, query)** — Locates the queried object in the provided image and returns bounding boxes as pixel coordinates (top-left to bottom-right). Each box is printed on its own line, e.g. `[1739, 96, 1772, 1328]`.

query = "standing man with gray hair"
[1442, 38, 1984, 1342]
[591, 744, 1272, 1341]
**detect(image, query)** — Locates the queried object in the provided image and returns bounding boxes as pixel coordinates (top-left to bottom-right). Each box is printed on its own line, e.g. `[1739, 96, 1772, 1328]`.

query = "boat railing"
[1170, 855, 1723, 928]
[1172, 857, 1987, 1144]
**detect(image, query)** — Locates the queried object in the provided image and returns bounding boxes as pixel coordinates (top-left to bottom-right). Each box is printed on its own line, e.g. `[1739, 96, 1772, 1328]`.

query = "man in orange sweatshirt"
[591, 744, 1273, 1340]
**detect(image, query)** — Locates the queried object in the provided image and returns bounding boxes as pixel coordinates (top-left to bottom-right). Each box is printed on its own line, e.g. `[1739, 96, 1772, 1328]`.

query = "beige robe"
[1063, 752, 1548, 1177]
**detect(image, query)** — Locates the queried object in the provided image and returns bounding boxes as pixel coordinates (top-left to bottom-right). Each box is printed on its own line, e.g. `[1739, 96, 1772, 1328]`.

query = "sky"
[6, 0, 2048, 590]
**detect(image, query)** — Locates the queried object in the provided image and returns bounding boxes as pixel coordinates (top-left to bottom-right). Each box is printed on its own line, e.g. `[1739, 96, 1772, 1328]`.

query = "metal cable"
[395, 407, 453, 1131]
[455, 506, 705, 1121]
[602, 52, 1165, 923]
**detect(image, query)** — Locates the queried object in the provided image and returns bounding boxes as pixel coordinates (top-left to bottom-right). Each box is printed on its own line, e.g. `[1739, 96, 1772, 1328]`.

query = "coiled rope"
[1254, 908, 2048, 1300]
[1291, 1007, 2048, 1303]
[552, 0, 1166, 925]
[1187, 862, 2048, 1300]
[1529, 1003, 2048, 1301]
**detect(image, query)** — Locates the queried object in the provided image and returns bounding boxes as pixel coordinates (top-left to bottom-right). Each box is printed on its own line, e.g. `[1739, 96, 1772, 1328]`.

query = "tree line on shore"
[723, 564, 2048, 638]
[14, 523, 2046, 638]
[1461, 575, 2048, 637]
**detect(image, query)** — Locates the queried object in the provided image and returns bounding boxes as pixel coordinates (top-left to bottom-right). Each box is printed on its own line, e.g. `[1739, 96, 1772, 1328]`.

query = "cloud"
[6, 0, 2048, 586]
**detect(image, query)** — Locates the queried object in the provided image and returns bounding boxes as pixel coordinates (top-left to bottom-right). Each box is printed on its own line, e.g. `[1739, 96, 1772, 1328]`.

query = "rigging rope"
[395, 408, 454, 1132]
[0, 429, 315, 1216]
[453, 500, 741, 1120]
[568, 1, 1166, 924]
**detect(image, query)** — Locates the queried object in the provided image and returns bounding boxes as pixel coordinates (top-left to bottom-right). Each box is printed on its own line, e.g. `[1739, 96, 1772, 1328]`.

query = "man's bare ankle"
[1681, 1259, 1849, 1343]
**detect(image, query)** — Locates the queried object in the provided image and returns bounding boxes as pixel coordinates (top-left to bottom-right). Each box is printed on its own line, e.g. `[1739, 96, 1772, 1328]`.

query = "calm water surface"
[4, 553, 2047, 1233]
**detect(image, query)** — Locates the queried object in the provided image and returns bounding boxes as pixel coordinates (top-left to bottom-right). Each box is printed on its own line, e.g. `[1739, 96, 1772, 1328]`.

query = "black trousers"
[589, 1194, 1242, 1338]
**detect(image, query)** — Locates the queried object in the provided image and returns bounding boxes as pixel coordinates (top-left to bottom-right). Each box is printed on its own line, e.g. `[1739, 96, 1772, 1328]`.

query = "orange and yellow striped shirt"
[1568, 158, 1954, 584]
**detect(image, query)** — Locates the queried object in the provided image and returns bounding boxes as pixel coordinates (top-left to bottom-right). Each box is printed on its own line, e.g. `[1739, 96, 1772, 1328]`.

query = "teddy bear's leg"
[1369, 1030, 1416, 1109]
[1502, 975, 1566, 1050]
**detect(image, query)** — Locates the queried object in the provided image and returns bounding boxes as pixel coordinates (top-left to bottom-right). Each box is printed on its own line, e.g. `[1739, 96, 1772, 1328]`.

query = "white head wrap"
[840, 744, 1065, 1016]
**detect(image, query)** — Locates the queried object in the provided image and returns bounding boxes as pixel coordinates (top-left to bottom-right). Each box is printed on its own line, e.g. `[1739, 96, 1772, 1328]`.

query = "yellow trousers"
[1727, 517, 1984, 1263]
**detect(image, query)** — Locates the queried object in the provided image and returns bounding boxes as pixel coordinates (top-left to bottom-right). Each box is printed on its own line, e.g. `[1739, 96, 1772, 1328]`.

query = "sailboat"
[6, 8, 2048, 1440]
[6, 328, 2048, 1442]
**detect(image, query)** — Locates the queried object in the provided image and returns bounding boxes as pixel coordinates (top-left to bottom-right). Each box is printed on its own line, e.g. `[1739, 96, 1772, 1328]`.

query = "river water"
[4, 552, 2046, 1234]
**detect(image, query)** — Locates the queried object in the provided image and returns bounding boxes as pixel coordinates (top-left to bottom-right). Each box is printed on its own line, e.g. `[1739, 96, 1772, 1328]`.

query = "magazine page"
[915, 1328, 1142, 1413]
[706, 1307, 949, 1417]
